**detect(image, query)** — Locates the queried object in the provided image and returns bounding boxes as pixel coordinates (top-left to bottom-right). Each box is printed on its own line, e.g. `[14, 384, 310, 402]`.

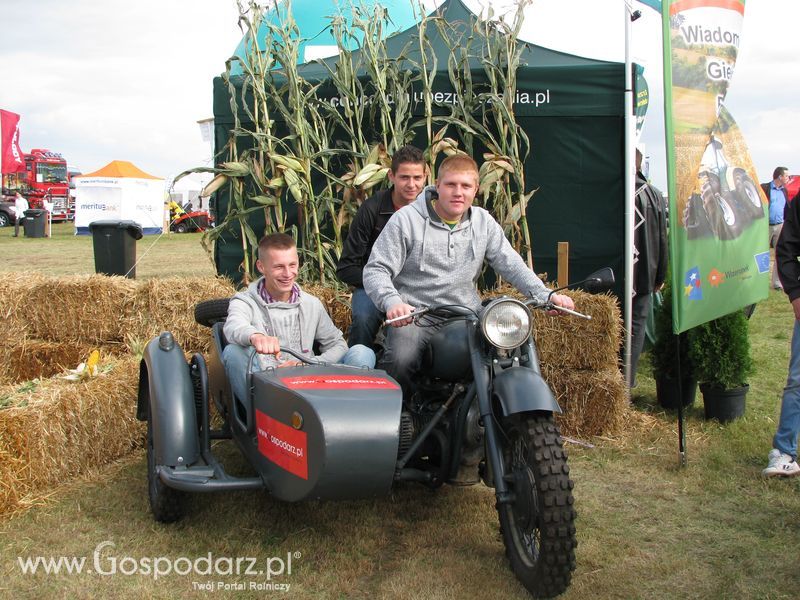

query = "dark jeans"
[348, 287, 384, 349]
[627, 292, 651, 387]
[379, 323, 436, 400]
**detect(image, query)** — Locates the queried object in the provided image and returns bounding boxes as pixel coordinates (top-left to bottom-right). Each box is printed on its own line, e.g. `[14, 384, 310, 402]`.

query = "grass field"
[0, 222, 217, 279]
[1, 225, 799, 599]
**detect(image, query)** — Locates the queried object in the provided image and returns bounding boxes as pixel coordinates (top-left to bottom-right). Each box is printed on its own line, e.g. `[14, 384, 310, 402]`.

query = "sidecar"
[136, 321, 403, 522]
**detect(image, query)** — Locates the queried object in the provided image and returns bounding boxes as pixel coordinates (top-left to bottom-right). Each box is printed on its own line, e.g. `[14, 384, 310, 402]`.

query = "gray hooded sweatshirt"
[363, 186, 550, 313]
[223, 279, 348, 364]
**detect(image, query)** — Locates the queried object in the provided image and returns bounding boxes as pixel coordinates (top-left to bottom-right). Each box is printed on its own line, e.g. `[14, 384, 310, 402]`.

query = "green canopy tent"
[211, 0, 633, 300]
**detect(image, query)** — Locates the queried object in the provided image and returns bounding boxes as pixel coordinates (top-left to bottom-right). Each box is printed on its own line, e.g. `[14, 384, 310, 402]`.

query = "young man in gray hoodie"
[223, 233, 375, 402]
[362, 154, 574, 395]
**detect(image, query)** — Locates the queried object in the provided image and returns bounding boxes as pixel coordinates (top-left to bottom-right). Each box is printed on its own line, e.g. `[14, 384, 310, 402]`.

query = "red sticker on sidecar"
[256, 410, 308, 480]
[280, 375, 399, 390]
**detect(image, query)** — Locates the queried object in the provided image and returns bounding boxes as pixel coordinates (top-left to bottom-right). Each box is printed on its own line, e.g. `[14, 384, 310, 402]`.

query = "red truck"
[2, 148, 73, 221]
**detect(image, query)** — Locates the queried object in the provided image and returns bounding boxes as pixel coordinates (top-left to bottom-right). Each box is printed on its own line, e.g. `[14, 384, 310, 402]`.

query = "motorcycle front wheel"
[497, 413, 576, 598]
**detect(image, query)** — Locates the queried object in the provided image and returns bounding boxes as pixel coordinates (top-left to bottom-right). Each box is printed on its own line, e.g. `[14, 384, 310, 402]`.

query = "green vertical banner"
[662, 0, 769, 333]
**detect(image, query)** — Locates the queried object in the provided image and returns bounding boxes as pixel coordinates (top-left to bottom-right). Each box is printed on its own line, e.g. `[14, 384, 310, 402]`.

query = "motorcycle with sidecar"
[136, 268, 615, 598]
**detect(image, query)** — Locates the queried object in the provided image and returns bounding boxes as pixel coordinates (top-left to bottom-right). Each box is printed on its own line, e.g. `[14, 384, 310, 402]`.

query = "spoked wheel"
[147, 400, 184, 523]
[497, 413, 576, 598]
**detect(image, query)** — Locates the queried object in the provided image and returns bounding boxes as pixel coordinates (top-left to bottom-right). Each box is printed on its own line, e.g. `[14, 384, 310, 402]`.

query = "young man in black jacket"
[763, 175, 800, 477]
[336, 145, 426, 348]
[628, 149, 668, 386]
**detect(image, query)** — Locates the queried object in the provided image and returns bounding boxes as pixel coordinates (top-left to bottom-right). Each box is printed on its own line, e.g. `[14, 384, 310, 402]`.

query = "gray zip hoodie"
[363, 186, 550, 313]
[223, 279, 348, 363]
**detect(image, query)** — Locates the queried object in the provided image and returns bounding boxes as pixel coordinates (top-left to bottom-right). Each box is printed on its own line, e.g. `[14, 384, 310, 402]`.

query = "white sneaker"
[762, 449, 800, 477]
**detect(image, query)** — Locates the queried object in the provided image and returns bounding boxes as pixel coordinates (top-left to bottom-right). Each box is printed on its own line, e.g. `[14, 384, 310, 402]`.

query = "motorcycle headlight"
[481, 298, 532, 349]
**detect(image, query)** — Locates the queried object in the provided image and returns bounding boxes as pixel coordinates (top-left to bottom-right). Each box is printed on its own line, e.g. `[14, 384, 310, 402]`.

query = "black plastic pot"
[656, 375, 697, 410]
[699, 383, 748, 423]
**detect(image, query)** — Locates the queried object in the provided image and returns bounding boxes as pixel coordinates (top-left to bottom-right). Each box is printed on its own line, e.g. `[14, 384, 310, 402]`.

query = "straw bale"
[303, 284, 353, 333]
[129, 276, 237, 353]
[0, 272, 48, 336]
[14, 275, 138, 345]
[0, 356, 143, 517]
[542, 364, 628, 439]
[0, 337, 122, 385]
[483, 286, 622, 371]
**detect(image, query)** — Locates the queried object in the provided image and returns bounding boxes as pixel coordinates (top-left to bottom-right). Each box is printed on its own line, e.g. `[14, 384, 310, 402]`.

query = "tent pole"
[623, 2, 636, 392]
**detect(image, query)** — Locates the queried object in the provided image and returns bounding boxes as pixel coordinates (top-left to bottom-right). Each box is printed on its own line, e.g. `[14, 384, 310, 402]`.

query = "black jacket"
[336, 188, 396, 288]
[634, 172, 668, 296]
[777, 188, 800, 301]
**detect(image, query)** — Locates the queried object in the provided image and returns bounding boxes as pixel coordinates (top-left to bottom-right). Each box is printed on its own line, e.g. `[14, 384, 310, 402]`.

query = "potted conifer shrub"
[651, 282, 696, 409]
[687, 309, 753, 423]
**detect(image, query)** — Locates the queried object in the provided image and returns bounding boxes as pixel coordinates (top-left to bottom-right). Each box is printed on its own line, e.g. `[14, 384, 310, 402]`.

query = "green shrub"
[651, 282, 693, 381]
[687, 309, 753, 389]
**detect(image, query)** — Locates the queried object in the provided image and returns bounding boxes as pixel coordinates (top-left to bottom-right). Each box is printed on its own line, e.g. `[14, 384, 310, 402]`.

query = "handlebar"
[245, 346, 321, 375]
[524, 299, 592, 320]
[383, 307, 431, 325]
[384, 300, 592, 325]
[382, 304, 478, 326]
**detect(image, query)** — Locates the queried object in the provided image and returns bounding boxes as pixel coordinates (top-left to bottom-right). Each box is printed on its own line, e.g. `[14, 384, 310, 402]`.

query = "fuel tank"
[250, 365, 403, 502]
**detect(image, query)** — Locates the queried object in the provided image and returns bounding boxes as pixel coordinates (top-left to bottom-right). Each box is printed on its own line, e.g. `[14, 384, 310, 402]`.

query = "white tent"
[73, 160, 165, 235]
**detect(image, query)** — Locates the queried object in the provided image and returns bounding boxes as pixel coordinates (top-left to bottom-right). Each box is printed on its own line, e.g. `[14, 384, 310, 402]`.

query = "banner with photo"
[662, 0, 768, 333]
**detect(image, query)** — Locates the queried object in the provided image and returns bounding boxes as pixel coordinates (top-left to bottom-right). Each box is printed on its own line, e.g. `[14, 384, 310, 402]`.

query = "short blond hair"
[438, 154, 478, 179]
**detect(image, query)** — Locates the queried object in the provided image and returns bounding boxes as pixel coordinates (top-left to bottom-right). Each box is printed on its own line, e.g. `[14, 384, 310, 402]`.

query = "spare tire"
[194, 298, 230, 327]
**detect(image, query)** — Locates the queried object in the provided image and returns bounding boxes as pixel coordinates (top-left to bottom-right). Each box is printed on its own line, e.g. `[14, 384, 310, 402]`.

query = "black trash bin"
[88, 220, 143, 278]
[23, 209, 47, 238]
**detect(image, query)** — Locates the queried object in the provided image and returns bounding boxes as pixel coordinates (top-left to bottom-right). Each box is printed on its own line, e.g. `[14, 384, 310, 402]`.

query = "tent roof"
[79, 160, 162, 180]
[216, 0, 626, 122]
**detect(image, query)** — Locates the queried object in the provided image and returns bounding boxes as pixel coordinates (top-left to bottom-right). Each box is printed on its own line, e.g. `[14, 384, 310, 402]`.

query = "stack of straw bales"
[0, 274, 235, 516]
[0, 274, 623, 517]
[0, 274, 237, 385]
[0, 357, 142, 516]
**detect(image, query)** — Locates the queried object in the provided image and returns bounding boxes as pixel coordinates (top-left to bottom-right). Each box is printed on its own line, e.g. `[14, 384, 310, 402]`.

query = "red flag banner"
[0, 110, 25, 174]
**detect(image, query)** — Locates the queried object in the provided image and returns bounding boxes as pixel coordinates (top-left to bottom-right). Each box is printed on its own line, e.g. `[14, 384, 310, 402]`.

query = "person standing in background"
[627, 149, 668, 387]
[761, 167, 790, 290]
[13, 191, 28, 237]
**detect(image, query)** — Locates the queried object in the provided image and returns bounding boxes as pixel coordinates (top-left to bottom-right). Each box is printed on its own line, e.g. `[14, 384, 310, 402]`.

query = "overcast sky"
[0, 0, 796, 190]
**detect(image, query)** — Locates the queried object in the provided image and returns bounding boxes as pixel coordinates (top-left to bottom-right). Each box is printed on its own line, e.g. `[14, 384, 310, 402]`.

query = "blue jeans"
[348, 287, 384, 349]
[774, 319, 800, 458]
[222, 343, 376, 402]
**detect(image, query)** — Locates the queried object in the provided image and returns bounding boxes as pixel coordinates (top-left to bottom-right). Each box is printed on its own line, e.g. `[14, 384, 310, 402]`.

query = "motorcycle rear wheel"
[497, 413, 576, 598]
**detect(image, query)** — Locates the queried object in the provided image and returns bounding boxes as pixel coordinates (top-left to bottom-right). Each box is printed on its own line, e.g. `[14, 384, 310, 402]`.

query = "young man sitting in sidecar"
[362, 154, 574, 396]
[223, 233, 375, 402]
